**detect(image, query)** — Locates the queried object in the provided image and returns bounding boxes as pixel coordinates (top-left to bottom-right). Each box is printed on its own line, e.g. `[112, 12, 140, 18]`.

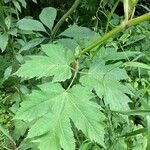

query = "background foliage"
[0, 0, 150, 150]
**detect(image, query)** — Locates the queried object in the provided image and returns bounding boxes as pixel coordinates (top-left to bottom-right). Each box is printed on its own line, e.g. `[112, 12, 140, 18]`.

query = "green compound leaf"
[80, 61, 132, 111]
[15, 43, 74, 82]
[14, 83, 105, 150]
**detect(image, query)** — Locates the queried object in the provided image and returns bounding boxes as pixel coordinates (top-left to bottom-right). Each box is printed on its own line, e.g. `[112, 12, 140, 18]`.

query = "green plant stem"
[105, 0, 120, 33]
[78, 13, 150, 57]
[51, 0, 81, 38]
[66, 61, 79, 91]
[112, 109, 150, 115]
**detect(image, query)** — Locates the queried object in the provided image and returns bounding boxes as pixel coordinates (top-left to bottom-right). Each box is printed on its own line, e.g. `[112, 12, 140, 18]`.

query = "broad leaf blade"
[58, 38, 79, 50]
[29, 113, 75, 150]
[18, 0, 26, 8]
[37, 132, 60, 150]
[39, 7, 57, 30]
[20, 38, 45, 52]
[80, 61, 131, 111]
[13, 1, 21, 12]
[14, 83, 64, 121]
[41, 43, 74, 63]
[60, 24, 99, 48]
[0, 33, 8, 52]
[94, 47, 141, 61]
[17, 18, 46, 32]
[67, 85, 105, 146]
[15, 83, 105, 149]
[15, 43, 73, 82]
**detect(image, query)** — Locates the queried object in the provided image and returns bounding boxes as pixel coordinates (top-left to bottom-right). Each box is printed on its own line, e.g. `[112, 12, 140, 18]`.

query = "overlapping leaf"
[20, 38, 45, 52]
[60, 24, 99, 48]
[39, 7, 57, 30]
[94, 47, 141, 61]
[0, 33, 8, 52]
[14, 83, 105, 150]
[80, 61, 132, 111]
[17, 18, 46, 32]
[15, 43, 74, 82]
